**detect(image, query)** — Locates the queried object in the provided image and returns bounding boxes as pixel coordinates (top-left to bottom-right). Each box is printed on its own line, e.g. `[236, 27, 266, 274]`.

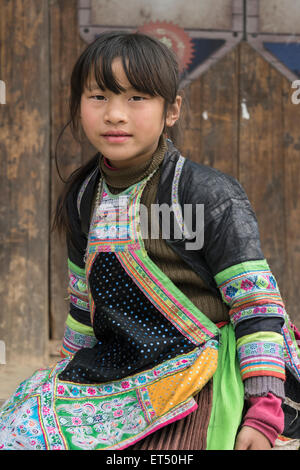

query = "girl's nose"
[104, 100, 128, 124]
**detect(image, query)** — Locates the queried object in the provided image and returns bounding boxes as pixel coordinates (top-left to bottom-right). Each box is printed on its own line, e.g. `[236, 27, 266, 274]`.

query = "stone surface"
[91, 0, 233, 30]
[259, 0, 300, 34]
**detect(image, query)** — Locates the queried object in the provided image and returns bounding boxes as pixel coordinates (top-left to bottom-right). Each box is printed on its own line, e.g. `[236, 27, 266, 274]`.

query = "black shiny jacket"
[70, 140, 265, 298]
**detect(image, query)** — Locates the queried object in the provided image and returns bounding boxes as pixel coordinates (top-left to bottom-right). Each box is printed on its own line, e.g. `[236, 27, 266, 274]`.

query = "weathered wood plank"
[0, 0, 50, 363]
[181, 45, 239, 178]
[238, 42, 287, 308]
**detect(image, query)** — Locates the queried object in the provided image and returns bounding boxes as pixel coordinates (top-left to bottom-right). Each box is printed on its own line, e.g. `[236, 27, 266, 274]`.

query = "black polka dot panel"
[59, 252, 195, 384]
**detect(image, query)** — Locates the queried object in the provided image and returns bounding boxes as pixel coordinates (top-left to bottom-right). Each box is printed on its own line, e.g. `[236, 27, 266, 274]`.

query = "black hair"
[52, 31, 182, 238]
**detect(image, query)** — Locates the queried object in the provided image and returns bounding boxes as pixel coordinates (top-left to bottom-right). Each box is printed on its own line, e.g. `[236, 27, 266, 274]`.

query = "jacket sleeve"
[214, 258, 286, 393]
[60, 258, 97, 357]
[60, 181, 97, 358]
[201, 172, 286, 396]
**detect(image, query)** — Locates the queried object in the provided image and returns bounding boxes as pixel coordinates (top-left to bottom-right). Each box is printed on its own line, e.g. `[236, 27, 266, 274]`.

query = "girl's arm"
[237, 392, 284, 448]
[60, 258, 97, 357]
[214, 260, 285, 448]
[215, 258, 286, 392]
[200, 174, 286, 447]
[60, 177, 98, 358]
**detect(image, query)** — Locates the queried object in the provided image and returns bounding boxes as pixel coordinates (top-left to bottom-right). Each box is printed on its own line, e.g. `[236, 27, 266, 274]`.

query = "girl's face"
[80, 58, 181, 169]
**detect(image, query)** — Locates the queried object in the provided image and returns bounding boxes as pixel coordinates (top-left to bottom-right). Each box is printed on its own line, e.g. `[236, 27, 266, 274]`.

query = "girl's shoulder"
[75, 165, 99, 217]
[65, 158, 100, 243]
[162, 141, 249, 208]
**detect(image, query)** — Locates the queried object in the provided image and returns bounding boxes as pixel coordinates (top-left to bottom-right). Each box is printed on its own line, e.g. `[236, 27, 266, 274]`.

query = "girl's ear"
[165, 95, 182, 128]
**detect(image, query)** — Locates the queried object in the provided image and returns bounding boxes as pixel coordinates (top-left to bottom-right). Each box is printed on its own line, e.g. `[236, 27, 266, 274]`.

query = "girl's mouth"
[102, 131, 132, 143]
[103, 135, 132, 143]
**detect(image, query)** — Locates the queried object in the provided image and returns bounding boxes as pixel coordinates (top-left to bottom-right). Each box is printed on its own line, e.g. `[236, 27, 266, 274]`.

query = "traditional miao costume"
[0, 137, 299, 450]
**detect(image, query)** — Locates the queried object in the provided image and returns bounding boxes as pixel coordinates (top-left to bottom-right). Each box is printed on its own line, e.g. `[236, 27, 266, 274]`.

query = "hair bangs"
[121, 52, 162, 98]
[80, 33, 178, 101]
[83, 46, 164, 99]
[82, 53, 125, 95]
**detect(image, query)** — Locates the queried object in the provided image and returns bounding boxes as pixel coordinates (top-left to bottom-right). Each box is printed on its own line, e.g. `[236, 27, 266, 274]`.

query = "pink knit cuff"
[243, 393, 284, 447]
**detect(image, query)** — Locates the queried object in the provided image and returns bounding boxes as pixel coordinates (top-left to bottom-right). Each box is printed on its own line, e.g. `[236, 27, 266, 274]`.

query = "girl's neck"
[99, 135, 167, 189]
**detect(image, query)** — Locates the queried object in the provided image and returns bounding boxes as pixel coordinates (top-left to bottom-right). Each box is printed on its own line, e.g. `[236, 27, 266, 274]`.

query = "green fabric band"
[214, 259, 270, 286]
[66, 314, 95, 337]
[206, 324, 244, 450]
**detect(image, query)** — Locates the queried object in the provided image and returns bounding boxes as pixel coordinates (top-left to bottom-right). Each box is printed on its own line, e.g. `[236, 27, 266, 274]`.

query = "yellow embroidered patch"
[147, 346, 218, 417]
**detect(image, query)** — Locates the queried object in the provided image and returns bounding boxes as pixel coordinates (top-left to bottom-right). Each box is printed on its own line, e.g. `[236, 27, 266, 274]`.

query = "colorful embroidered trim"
[57, 341, 217, 396]
[216, 266, 284, 311]
[68, 259, 89, 312]
[237, 331, 285, 380]
[215, 260, 285, 324]
[77, 167, 98, 218]
[231, 304, 285, 327]
[61, 315, 97, 357]
[215, 259, 271, 282]
[171, 155, 186, 236]
[0, 366, 61, 450]
[87, 179, 145, 254]
[282, 314, 300, 380]
[215, 260, 286, 381]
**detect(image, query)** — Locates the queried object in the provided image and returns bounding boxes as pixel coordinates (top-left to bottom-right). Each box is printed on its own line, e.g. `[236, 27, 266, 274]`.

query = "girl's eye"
[91, 95, 106, 101]
[130, 96, 146, 102]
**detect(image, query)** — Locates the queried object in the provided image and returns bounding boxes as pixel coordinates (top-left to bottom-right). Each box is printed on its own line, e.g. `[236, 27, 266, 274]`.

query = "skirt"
[0, 325, 246, 450]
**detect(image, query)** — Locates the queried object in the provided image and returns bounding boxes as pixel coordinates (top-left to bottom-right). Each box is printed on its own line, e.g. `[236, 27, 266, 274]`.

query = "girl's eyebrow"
[86, 83, 142, 93]
[86, 83, 102, 91]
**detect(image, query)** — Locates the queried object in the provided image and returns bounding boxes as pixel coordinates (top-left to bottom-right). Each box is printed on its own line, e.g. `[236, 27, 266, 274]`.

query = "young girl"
[0, 31, 299, 451]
